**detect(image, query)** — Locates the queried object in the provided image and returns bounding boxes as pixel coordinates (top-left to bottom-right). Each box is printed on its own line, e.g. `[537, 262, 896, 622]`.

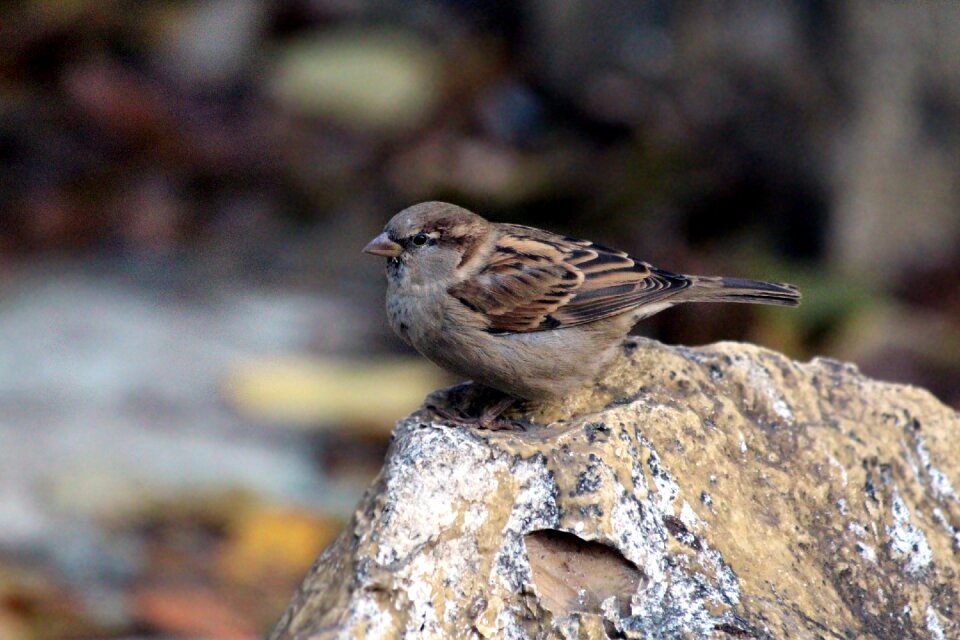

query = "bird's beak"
[362, 232, 402, 258]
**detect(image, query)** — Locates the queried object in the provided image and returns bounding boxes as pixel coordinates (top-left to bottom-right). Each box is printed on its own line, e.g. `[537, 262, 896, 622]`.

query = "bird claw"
[427, 404, 472, 424]
[427, 400, 528, 431]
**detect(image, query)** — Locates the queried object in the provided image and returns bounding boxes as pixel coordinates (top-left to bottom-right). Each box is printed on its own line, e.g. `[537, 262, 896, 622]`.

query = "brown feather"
[449, 224, 693, 333]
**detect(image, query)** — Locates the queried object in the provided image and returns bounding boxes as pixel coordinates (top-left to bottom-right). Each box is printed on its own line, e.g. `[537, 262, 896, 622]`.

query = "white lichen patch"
[855, 542, 877, 563]
[931, 507, 960, 552]
[463, 502, 489, 531]
[403, 555, 441, 637]
[679, 501, 700, 531]
[502, 455, 559, 537]
[730, 354, 794, 423]
[916, 437, 958, 501]
[772, 398, 793, 422]
[637, 430, 680, 515]
[487, 453, 560, 632]
[926, 606, 946, 640]
[357, 424, 532, 639]
[611, 492, 661, 584]
[886, 490, 933, 577]
[375, 426, 498, 564]
[605, 434, 742, 638]
[929, 467, 957, 502]
[343, 591, 395, 638]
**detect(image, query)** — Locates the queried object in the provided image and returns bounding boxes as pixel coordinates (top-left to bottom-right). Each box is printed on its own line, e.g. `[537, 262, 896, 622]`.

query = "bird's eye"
[412, 232, 429, 246]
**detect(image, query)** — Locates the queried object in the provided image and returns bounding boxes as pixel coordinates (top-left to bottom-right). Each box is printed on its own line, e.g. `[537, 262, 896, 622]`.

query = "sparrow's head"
[363, 202, 490, 286]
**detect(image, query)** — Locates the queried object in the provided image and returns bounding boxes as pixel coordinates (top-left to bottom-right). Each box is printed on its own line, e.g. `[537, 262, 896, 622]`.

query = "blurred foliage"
[1, 1, 959, 638]
[225, 356, 449, 429]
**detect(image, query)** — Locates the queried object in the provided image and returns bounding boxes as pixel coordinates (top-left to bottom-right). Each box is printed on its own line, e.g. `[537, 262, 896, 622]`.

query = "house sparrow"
[364, 201, 800, 427]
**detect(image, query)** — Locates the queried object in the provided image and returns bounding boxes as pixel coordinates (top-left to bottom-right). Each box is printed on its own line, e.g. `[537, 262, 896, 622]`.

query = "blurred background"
[1, 1, 958, 637]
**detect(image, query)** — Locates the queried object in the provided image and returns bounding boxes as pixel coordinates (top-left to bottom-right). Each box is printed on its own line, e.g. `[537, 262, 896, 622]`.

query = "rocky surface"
[268, 339, 960, 639]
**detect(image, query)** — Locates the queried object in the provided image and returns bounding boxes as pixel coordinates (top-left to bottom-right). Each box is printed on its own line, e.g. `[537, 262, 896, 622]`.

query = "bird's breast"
[386, 285, 447, 348]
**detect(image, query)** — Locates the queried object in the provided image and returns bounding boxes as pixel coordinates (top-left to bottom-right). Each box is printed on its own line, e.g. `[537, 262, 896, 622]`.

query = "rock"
[268, 339, 960, 639]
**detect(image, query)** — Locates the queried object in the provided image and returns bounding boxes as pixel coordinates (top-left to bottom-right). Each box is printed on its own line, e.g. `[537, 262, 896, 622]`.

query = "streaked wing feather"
[449, 225, 691, 333]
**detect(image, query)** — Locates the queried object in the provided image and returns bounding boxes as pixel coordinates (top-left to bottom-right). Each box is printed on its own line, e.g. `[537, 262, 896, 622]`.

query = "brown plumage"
[363, 202, 800, 426]
[449, 224, 798, 334]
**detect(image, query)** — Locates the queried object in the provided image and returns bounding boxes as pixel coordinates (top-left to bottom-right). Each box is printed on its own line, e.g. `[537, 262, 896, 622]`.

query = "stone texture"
[268, 339, 960, 639]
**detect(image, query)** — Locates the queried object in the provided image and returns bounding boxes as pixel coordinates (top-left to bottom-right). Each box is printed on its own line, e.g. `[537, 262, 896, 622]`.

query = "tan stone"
[268, 339, 960, 639]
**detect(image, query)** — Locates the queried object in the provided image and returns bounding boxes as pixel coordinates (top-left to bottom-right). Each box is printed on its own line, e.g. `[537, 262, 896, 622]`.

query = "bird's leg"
[476, 394, 518, 431]
[428, 389, 523, 431]
[428, 403, 472, 423]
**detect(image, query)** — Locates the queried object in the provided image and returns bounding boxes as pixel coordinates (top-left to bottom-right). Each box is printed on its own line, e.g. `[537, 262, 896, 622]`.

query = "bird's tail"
[681, 276, 801, 307]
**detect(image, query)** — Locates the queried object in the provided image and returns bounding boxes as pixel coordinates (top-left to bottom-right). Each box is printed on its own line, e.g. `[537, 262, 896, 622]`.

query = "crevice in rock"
[523, 529, 645, 619]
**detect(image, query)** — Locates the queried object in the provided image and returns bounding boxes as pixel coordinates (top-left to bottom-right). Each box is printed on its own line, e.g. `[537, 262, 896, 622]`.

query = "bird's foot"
[428, 395, 527, 431]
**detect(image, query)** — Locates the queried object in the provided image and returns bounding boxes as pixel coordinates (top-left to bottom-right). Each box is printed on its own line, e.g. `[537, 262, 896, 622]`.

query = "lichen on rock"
[269, 339, 960, 639]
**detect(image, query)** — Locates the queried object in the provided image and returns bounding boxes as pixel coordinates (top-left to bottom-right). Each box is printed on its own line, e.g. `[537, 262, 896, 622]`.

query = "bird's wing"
[448, 224, 692, 333]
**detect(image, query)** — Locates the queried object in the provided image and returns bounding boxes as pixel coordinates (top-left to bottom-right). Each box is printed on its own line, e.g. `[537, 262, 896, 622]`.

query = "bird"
[363, 201, 800, 428]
